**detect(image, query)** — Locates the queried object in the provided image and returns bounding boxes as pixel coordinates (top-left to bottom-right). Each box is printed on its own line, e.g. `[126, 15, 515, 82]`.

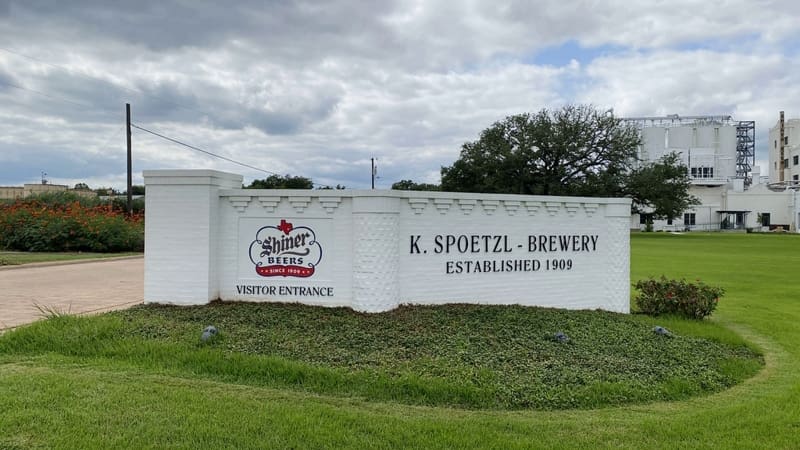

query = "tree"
[245, 174, 313, 189]
[94, 187, 119, 196]
[440, 105, 696, 218]
[626, 152, 699, 220]
[441, 105, 641, 196]
[391, 179, 440, 191]
[74, 182, 90, 190]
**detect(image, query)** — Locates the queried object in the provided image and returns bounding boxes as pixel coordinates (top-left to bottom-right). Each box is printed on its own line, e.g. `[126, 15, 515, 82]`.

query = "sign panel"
[236, 217, 336, 300]
[398, 215, 616, 309]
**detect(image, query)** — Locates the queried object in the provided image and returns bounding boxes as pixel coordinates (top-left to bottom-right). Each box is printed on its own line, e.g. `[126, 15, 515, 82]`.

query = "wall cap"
[219, 188, 632, 206]
[143, 169, 243, 186]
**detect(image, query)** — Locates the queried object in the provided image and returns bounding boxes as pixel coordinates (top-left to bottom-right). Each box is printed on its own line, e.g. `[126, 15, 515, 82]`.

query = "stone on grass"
[201, 325, 218, 342]
[653, 326, 672, 337]
[554, 331, 570, 343]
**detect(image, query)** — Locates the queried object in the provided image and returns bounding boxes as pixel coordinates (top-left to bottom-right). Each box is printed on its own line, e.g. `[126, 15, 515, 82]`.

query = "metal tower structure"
[736, 121, 755, 184]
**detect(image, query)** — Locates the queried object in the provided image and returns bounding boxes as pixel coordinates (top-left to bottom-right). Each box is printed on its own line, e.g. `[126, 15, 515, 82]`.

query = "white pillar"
[603, 203, 631, 313]
[351, 196, 401, 312]
[143, 170, 242, 305]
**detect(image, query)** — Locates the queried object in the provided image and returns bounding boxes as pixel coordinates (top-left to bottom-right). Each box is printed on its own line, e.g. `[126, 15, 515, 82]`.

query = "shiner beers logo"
[249, 219, 323, 277]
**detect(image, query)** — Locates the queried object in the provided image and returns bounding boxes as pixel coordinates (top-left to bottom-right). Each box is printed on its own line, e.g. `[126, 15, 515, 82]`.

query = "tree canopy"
[441, 105, 641, 196]
[245, 174, 313, 189]
[626, 152, 699, 220]
[441, 105, 697, 219]
[391, 179, 441, 191]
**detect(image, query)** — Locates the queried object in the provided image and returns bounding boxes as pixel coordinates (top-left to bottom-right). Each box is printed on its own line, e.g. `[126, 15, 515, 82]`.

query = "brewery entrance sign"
[143, 170, 630, 313]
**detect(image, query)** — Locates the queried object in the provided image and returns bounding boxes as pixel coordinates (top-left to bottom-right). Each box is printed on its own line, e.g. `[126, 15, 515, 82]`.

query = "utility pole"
[126, 103, 132, 215]
[371, 157, 376, 189]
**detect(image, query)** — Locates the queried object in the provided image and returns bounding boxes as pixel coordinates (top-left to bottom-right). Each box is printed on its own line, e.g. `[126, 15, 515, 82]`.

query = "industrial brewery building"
[627, 113, 799, 232]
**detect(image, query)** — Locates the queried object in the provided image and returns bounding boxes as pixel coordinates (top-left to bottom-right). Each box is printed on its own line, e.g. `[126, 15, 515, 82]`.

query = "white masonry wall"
[144, 170, 632, 313]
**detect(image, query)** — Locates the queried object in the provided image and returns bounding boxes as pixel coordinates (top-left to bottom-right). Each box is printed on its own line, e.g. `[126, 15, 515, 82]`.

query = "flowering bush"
[634, 276, 723, 320]
[0, 193, 143, 252]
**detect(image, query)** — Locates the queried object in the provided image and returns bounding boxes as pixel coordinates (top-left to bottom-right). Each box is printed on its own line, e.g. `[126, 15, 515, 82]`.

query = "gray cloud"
[1, 1, 799, 189]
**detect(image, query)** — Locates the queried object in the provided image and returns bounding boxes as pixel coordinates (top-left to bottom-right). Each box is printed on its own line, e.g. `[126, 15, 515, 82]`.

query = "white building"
[626, 114, 800, 232]
[768, 112, 800, 185]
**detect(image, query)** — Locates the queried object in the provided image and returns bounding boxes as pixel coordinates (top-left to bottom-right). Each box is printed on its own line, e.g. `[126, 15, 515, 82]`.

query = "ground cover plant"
[1, 233, 799, 448]
[0, 192, 144, 252]
[0, 302, 761, 411]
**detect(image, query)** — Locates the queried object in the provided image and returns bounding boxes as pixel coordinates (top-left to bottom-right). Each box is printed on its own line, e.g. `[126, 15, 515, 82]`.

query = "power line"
[130, 123, 279, 176]
[0, 47, 337, 188]
[131, 122, 333, 188]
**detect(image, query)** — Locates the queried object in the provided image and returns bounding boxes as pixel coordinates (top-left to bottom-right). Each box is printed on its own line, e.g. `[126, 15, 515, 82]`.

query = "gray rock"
[653, 326, 672, 337]
[554, 331, 570, 343]
[201, 325, 218, 342]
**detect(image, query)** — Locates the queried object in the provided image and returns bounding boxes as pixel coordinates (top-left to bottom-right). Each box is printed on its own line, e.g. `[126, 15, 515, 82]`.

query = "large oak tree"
[441, 105, 697, 219]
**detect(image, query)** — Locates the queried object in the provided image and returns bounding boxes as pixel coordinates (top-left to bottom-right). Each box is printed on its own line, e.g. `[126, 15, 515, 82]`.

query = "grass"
[0, 251, 140, 266]
[1, 232, 799, 448]
[0, 303, 761, 410]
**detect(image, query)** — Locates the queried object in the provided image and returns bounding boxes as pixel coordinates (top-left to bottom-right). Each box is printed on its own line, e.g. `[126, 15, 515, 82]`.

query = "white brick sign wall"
[144, 170, 631, 313]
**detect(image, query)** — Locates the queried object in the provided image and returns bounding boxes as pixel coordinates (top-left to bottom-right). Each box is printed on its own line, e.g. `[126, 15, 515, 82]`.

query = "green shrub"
[634, 276, 723, 320]
[0, 194, 143, 252]
[111, 197, 145, 215]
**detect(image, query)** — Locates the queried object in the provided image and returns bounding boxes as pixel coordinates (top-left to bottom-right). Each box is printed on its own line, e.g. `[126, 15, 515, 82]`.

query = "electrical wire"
[130, 123, 279, 176]
[0, 47, 335, 188]
[131, 123, 332, 188]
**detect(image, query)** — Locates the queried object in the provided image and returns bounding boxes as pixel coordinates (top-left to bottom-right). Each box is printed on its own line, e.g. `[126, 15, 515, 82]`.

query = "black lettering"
[559, 235, 569, 251]
[471, 235, 481, 253]
[590, 235, 598, 251]
[457, 235, 468, 253]
[446, 235, 456, 253]
[481, 235, 491, 252]
[410, 235, 422, 254]
[434, 235, 444, 254]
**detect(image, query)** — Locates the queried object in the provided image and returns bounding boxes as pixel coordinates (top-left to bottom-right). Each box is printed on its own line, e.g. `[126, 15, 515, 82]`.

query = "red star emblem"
[277, 219, 293, 235]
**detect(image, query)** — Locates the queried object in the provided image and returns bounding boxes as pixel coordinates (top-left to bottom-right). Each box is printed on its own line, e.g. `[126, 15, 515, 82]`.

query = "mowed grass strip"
[0, 232, 799, 449]
[0, 251, 140, 265]
[0, 301, 761, 410]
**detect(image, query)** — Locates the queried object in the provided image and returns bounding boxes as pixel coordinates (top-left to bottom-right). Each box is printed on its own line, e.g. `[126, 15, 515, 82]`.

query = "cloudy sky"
[1, 0, 798, 189]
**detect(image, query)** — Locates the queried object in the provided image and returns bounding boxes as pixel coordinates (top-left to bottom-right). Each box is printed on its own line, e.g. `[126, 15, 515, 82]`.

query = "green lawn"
[0, 251, 141, 266]
[1, 233, 800, 448]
